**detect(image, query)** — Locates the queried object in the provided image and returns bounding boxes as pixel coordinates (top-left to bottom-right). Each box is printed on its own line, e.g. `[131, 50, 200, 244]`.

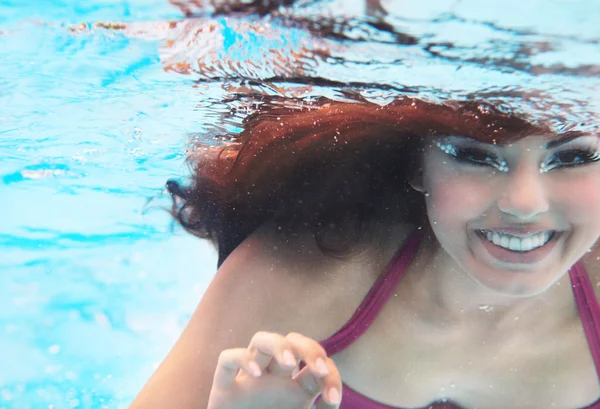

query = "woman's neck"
[398, 230, 580, 339]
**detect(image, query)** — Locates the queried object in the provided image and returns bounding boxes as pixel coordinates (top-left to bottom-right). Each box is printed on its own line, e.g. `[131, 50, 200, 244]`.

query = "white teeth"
[508, 237, 520, 251]
[521, 236, 534, 250]
[479, 230, 554, 252]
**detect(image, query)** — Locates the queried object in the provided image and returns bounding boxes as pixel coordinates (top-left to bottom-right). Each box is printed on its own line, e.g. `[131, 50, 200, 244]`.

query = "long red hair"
[168, 97, 549, 265]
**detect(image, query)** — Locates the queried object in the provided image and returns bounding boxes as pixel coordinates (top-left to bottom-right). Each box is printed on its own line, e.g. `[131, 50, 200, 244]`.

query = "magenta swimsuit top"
[312, 231, 600, 409]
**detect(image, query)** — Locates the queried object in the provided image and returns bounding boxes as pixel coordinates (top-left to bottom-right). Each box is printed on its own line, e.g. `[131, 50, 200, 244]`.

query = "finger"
[315, 391, 343, 409]
[264, 348, 299, 378]
[247, 332, 298, 377]
[290, 364, 321, 397]
[213, 348, 262, 388]
[294, 357, 342, 407]
[284, 332, 330, 376]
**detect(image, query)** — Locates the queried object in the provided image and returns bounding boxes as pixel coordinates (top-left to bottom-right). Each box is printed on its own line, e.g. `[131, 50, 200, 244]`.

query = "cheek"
[554, 174, 600, 225]
[426, 172, 493, 227]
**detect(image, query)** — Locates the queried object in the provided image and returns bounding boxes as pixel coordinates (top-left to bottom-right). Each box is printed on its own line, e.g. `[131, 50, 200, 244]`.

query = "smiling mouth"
[475, 229, 560, 253]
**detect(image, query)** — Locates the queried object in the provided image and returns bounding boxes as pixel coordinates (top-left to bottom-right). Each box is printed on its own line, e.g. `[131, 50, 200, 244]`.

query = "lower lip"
[475, 230, 561, 265]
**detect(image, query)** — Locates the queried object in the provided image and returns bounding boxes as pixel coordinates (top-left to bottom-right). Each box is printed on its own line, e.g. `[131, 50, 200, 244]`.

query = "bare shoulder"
[224, 221, 341, 284]
[129, 222, 341, 409]
[220, 221, 414, 332]
[216, 221, 352, 338]
[212, 220, 417, 342]
[129, 220, 414, 409]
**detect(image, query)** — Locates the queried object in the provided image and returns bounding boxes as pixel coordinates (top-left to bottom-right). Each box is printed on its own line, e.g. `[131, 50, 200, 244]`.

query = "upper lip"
[477, 226, 559, 237]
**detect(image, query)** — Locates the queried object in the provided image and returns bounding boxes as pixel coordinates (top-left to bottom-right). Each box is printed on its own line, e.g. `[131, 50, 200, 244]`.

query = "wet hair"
[167, 97, 549, 266]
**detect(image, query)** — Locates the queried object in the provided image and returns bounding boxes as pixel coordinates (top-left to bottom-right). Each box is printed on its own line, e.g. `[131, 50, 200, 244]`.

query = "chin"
[458, 251, 571, 298]
[467, 271, 557, 297]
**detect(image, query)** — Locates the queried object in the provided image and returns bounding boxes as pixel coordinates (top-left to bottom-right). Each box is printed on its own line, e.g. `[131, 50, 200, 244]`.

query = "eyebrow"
[544, 135, 586, 149]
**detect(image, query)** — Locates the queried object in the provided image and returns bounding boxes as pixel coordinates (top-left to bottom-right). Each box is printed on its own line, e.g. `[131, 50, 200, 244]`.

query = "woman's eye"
[435, 140, 507, 171]
[544, 148, 600, 171]
[452, 147, 502, 169]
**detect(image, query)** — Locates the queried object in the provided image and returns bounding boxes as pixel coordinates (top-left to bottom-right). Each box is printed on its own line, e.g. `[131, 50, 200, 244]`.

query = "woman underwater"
[129, 97, 600, 409]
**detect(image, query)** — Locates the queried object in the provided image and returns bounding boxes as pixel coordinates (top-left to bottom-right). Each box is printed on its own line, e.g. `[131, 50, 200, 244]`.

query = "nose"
[496, 163, 550, 220]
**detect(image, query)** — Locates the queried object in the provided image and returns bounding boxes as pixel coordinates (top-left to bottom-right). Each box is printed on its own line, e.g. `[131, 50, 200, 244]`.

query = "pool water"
[1, 0, 599, 408]
[1, 1, 213, 408]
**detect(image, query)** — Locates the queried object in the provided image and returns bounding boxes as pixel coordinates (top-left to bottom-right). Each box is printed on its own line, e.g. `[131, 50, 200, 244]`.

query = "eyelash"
[450, 147, 600, 172]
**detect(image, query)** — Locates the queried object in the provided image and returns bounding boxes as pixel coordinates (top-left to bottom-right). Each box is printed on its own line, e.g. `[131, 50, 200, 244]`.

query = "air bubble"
[477, 104, 491, 114]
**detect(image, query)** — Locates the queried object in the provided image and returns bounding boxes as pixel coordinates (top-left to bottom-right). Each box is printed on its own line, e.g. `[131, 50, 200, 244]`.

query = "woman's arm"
[128, 224, 333, 409]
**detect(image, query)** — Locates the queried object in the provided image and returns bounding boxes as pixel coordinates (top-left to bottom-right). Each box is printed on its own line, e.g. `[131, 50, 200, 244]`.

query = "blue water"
[1, 0, 599, 408]
[0, 2, 216, 408]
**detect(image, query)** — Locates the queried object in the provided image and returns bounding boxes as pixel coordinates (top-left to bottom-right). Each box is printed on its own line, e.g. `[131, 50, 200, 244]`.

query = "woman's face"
[421, 134, 600, 296]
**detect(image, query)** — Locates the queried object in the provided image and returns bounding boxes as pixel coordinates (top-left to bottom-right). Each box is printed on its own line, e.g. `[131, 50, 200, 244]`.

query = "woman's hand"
[207, 331, 343, 409]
